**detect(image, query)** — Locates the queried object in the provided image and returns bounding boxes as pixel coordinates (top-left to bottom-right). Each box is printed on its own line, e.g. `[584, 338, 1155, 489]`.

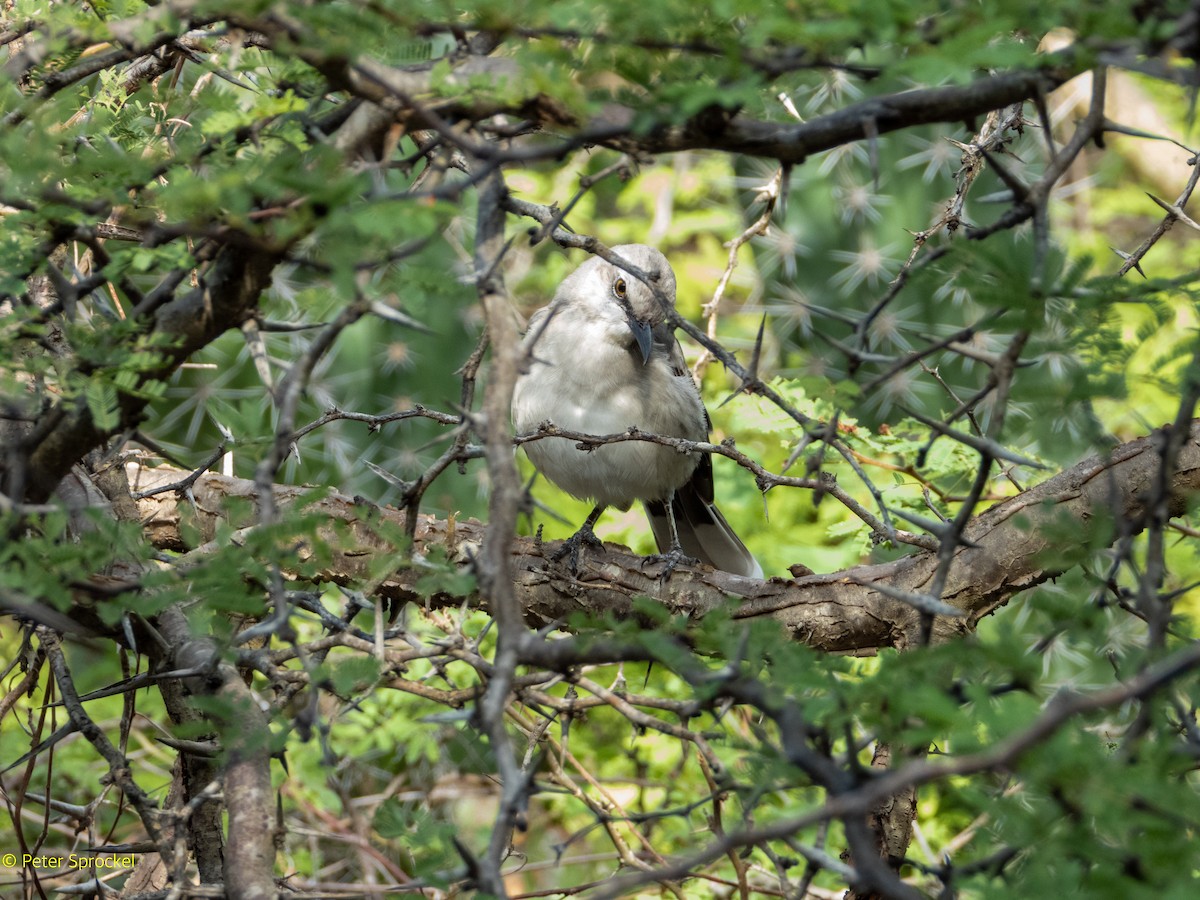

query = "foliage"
[1, 2, 1200, 900]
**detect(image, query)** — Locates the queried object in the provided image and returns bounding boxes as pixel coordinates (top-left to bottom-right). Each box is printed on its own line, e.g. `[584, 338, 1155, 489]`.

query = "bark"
[94, 463, 230, 884]
[220, 673, 276, 900]
[613, 59, 1079, 164]
[843, 742, 919, 900]
[128, 416, 1200, 899]
[125, 420, 1200, 652]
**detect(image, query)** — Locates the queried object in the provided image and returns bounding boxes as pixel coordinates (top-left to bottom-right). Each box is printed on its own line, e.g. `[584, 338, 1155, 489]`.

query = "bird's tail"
[645, 483, 763, 578]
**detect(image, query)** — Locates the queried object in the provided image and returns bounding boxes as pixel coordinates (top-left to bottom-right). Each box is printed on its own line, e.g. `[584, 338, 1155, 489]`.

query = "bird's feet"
[642, 546, 700, 579]
[551, 524, 605, 573]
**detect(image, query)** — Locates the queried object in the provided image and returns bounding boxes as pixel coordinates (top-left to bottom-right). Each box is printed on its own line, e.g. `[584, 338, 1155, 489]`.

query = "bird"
[511, 244, 762, 578]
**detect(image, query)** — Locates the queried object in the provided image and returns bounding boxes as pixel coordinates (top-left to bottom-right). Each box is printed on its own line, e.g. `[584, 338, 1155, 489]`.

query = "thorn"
[812, 328, 894, 366]
[718, 315, 768, 408]
[750, 313, 766, 376]
[780, 436, 808, 474]
[1102, 117, 1197, 155]
[899, 404, 1047, 469]
[777, 92, 804, 122]
[1032, 88, 1056, 156]
[1146, 192, 1200, 231]
[890, 506, 979, 547]
[367, 301, 435, 332]
[241, 318, 274, 396]
[1111, 247, 1146, 278]
[365, 460, 413, 493]
[451, 836, 482, 889]
[849, 577, 965, 617]
[978, 147, 1028, 201]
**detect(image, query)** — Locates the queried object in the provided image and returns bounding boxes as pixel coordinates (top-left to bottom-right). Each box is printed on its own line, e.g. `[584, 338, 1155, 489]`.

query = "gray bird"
[512, 244, 762, 578]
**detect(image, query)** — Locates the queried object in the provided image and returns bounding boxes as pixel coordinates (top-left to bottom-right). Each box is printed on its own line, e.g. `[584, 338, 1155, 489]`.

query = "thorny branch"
[3, 5, 1200, 900]
[473, 170, 528, 896]
[586, 635, 1200, 900]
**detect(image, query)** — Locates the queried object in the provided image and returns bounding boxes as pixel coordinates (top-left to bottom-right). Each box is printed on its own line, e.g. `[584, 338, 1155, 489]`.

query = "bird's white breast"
[513, 315, 705, 510]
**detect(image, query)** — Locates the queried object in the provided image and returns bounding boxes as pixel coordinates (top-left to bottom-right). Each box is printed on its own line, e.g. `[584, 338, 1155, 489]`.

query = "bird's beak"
[627, 314, 652, 365]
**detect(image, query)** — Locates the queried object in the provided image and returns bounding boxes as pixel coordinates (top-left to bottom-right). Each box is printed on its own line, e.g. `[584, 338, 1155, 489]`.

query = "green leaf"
[330, 655, 382, 695]
[84, 378, 120, 431]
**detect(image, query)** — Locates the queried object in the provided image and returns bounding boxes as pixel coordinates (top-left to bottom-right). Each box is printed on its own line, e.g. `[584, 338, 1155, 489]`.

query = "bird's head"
[556, 244, 677, 365]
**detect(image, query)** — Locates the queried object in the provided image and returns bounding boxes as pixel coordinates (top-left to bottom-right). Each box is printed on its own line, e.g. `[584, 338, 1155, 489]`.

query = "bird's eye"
[613, 277, 627, 299]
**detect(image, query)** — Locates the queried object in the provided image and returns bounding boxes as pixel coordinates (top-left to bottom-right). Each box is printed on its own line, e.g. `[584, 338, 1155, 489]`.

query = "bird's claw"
[551, 527, 605, 573]
[642, 547, 699, 579]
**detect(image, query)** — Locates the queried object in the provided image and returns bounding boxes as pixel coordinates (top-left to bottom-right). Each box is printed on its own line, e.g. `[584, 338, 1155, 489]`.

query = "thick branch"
[608, 59, 1080, 164]
[220, 671, 276, 900]
[242, 14, 1087, 166]
[126, 421, 1200, 653]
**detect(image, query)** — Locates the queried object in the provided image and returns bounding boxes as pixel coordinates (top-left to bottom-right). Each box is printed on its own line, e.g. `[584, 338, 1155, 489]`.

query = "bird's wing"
[645, 325, 762, 578]
[653, 324, 716, 503]
[655, 322, 691, 379]
[524, 304, 554, 343]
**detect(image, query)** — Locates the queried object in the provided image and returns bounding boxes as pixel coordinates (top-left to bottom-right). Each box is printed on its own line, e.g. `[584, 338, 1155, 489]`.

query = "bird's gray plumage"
[512, 244, 762, 578]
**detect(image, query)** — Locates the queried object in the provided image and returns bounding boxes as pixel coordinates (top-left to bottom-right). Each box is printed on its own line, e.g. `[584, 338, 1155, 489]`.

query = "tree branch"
[122, 420, 1200, 654]
[23, 244, 280, 503]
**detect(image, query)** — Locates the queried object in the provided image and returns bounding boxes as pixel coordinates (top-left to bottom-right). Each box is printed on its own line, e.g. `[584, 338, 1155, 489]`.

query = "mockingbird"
[512, 244, 762, 578]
